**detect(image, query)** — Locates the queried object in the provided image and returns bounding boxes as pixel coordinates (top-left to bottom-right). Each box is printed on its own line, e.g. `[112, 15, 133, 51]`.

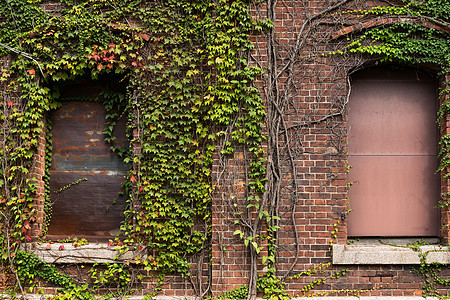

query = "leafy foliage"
[0, 0, 266, 297]
[0, 0, 449, 299]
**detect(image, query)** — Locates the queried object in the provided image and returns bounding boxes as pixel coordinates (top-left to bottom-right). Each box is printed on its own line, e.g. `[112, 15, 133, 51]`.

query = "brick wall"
[7, 0, 450, 297]
[30, 117, 46, 238]
[210, 0, 450, 297]
[440, 74, 450, 245]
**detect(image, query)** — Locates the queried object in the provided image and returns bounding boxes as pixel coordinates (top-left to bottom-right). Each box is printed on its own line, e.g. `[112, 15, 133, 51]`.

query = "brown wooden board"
[46, 97, 128, 241]
[47, 171, 126, 239]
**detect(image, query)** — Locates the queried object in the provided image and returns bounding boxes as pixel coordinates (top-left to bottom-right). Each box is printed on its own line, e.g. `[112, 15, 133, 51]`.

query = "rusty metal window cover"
[46, 80, 128, 242]
[347, 68, 439, 237]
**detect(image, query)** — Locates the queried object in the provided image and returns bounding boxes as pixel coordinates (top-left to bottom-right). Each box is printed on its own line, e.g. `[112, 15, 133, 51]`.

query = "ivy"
[0, 0, 449, 299]
[0, 0, 266, 297]
[14, 251, 74, 289]
[343, 1, 450, 298]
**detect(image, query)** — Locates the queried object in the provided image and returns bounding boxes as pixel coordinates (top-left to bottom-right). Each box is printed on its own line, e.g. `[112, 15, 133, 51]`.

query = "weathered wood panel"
[46, 82, 128, 242]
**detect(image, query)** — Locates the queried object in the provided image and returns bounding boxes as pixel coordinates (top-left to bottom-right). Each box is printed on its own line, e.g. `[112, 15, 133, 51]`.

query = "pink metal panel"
[348, 69, 437, 155]
[348, 156, 439, 236]
[348, 68, 439, 237]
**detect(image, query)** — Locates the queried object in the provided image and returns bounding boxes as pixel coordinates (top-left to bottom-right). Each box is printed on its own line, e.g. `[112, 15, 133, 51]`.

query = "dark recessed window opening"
[46, 78, 129, 242]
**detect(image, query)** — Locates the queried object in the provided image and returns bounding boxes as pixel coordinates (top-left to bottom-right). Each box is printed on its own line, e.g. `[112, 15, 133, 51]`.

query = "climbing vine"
[244, 0, 450, 299]
[0, 0, 449, 299]
[0, 0, 267, 298]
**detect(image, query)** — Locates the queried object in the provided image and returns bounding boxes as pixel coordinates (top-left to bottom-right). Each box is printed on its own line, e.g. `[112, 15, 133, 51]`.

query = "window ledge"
[23, 242, 143, 264]
[332, 242, 450, 265]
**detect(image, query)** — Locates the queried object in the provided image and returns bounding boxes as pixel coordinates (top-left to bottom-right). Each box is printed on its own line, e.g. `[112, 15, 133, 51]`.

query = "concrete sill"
[332, 242, 450, 265]
[23, 242, 143, 264]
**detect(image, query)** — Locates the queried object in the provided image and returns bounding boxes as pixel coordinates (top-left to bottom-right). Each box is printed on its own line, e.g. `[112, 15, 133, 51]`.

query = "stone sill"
[23, 242, 144, 264]
[333, 240, 450, 265]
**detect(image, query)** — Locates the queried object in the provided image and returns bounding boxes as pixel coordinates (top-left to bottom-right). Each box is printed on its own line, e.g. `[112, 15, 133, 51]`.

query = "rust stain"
[47, 94, 128, 241]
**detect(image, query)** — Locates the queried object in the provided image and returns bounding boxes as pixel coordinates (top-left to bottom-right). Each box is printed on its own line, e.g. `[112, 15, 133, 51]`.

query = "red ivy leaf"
[27, 69, 35, 75]
[24, 221, 31, 230]
[58, 245, 65, 251]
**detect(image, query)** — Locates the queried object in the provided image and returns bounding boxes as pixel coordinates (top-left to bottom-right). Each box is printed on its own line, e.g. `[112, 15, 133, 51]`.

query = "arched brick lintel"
[331, 16, 450, 40]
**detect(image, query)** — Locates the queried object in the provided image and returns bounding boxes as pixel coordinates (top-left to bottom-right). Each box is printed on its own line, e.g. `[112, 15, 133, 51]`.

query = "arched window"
[347, 67, 439, 237]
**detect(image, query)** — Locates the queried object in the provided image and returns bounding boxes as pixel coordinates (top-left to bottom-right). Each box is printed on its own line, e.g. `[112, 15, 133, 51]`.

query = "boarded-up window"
[46, 80, 128, 241]
[347, 68, 439, 237]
